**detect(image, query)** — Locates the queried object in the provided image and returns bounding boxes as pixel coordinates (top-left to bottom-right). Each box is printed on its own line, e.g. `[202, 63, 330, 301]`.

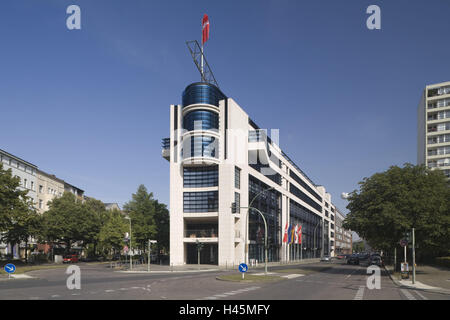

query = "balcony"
[161, 138, 170, 161]
[185, 229, 218, 238]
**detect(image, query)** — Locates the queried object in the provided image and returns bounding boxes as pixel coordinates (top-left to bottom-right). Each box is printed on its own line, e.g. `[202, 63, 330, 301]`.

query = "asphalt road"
[0, 261, 448, 300]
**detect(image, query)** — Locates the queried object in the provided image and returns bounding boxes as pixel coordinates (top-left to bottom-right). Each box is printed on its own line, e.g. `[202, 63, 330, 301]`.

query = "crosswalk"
[199, 286, 261, 300]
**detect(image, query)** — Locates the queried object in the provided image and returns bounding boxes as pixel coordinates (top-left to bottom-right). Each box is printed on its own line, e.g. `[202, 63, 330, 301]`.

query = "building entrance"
[186, 243, 218, 265]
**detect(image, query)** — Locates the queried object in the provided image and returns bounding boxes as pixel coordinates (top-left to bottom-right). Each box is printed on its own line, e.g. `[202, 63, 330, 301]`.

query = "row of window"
[183, 165, 218, 188]
[289, 184, 322, 213]
[428, 110, 450, 121]
[183, 109, 219, 132]
[427, 122, 450, 132]
[1, 155, 36, 175]
[183, 136, 218, 159]
[428, 158, 450, 168]
[428, 134, 450, 144]
[183, 191, 218, 213]
[289, 170, 322, 203]
[428, 146, 450, 156]
[182, 83, 226, 108]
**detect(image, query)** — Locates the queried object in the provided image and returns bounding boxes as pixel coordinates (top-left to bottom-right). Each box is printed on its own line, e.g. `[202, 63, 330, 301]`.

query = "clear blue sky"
[1, 0, 449, 213]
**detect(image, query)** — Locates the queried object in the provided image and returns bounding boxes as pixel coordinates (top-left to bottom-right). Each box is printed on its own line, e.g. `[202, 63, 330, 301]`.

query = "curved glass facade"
[183, 165, 218, 187]
[184, 136, 218, 159]
[182, 83, 226, 107]
[183, 109, 219, 131]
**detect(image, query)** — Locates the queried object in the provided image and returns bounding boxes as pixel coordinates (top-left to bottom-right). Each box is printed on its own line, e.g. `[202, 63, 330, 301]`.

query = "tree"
[343, 164, 450, 259]
[42, 192, 100, 253]
[0, 163, 41, 261]
[154, 200, 169, 254]
[122, 185, 158, 251]
[98, 209, 127, 257]
[83, 198, 108, 256]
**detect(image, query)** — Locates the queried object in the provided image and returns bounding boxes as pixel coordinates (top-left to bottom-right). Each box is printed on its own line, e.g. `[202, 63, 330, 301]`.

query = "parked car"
[347, 254, 359, 265]
[369, 254, 383, 266]
[63, 254, 79, 264]
[321, 255, 331, 262]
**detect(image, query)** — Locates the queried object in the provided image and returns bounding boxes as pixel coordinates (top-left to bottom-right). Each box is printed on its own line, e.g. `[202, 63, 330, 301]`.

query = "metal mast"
[186, 40, 219, 88]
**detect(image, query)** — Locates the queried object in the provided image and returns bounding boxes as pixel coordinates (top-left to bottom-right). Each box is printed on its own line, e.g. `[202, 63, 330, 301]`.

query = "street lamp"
[244, 186, 275, 274]
[124, 216, 132, 270]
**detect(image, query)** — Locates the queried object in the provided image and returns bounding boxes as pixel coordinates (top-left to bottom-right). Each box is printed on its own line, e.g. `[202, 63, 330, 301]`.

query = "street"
[0, 261, 448, 300]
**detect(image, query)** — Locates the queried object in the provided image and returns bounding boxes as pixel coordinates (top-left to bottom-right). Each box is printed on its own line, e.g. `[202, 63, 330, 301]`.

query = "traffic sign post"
[4, 263, 16, 279]
[239, 263, 248, 280]
[401, 262, 409, 279]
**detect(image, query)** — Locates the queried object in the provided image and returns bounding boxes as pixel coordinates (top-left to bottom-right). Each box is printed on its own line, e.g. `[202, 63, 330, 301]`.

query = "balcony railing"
[162, 138, 170, 149]
[184, 229, 218, 238]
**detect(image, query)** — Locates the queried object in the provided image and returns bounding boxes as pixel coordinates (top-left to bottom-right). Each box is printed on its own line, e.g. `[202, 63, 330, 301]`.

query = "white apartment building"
[163, 82, 339, 266]
[0, 149, 38, 257]
[418, 81, 450, 178]
[334, 208, 352, 255]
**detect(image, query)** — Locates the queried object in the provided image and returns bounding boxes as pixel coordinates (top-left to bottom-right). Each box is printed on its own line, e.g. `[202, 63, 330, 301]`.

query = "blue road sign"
[238, 263, 248, 273]
[4, 263, 16, 274]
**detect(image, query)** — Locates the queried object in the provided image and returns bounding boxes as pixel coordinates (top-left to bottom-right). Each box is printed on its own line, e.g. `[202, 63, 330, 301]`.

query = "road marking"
[282, 274, 303, 279]
[353, 286, 365, 300]
[414, 291, 428, 300]
[400, 289, 416, 300]
[120, 288, 129, 291]
[201, 286, 260, 300]
[105, 290, 115, 293]
[51, 295, 60, 298]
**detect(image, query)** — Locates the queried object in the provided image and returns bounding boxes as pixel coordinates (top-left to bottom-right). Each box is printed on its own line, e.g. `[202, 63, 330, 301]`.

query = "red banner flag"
[202, 14, 210, 45]
[282, 223, 288, 243]
[298, 225, 302, 244]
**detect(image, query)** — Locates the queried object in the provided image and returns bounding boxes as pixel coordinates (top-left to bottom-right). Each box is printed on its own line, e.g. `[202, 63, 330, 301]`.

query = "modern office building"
[162, 82, 342, 266]
[418, 81, 450, 178]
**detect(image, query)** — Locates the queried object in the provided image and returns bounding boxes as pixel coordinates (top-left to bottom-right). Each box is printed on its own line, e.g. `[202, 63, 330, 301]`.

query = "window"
[183, 191, 218, 213]
[235, 166, 241, 189]
[187, 136, 218, 158]
[183, 110, 219, 132]
[183, 166, 218, 187]
[290, 169, 322, 202]
[39, 185, 43, 193]
[24, 178, 27, 188]
[235, 192, 240, 213]
[290, 184, 322, 212]
[31, 181, 34, 191]
[39, 199, 43, 209]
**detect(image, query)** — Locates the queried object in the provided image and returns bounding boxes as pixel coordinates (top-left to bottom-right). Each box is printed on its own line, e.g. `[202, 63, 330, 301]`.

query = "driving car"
[321, 255, 331, 262]
[63, 254, 79, 263]
[347, 254, 359, 265]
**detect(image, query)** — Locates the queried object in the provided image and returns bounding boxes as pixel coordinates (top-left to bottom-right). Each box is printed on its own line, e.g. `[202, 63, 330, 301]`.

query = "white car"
[320, 256, 331, 262]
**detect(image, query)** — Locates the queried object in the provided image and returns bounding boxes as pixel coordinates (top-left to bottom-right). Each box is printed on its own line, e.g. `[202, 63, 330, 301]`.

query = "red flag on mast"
[202, 14, 210, 45]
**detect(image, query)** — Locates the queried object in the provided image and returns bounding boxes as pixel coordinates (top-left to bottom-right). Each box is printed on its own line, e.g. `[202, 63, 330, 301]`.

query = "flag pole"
[201, 43, 204, 81]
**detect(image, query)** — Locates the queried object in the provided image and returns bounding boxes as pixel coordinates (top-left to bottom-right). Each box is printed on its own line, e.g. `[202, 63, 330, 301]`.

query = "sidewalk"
[385, 264, 450, 295]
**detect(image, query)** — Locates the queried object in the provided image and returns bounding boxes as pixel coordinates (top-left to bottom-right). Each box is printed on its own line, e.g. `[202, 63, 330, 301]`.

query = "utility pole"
[412, 228, 416, 284]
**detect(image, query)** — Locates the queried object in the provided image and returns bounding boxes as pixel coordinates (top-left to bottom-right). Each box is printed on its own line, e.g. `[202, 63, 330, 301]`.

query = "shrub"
[435, 257, 450, 269]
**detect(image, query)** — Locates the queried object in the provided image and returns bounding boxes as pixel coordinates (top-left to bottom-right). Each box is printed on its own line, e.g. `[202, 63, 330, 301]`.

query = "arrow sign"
[238, 263, 248, 273]
[4, 263, 16, 274]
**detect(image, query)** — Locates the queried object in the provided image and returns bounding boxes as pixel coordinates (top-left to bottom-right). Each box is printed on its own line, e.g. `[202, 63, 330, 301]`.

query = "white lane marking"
[120, 288, 128, 291]
[51, 295, 60, 298]
[71, 293, 80, 296]
[400, 289, 416, 300]
[202, 286, 260, 300]
[105, 290, 115, 293]
[414, 291, 428, 300]
[282, 274, 303, 279]
[353, 286, 365, 300]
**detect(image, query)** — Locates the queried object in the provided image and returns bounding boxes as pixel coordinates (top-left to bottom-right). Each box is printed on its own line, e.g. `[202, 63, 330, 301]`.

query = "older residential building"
[162, 82, 338, 266]
[418, 81, 450, 178]
[0, 149, 38, 257]
[36, 170, 65, 214]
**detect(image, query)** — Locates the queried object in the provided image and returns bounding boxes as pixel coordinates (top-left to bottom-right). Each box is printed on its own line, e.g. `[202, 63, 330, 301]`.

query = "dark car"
[369, 256, 383, 266]
[347, 254, 359, 265]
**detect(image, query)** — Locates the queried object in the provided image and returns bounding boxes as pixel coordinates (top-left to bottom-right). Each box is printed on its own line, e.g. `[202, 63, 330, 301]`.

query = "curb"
[384, 266, 450, 295]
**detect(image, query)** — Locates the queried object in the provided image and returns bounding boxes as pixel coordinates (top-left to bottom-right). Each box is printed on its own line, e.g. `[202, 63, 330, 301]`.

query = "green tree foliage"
[42, 192, 102, 253]
[98, 209, 128, 256]
[123, 185, 169, 252]
[0, 163, 41, 261]
[343, 164, 450, 258]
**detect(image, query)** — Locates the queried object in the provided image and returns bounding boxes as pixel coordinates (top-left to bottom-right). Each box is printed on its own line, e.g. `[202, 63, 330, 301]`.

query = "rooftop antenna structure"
[185, 14, 219, 88]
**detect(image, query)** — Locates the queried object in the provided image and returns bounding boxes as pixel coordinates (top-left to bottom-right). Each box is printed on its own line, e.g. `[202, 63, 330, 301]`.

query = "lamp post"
[243, 186, 274, 273]
[239, 206, 268, 274]
[313, 220, 320, 259]
[124, 216, 132, 270]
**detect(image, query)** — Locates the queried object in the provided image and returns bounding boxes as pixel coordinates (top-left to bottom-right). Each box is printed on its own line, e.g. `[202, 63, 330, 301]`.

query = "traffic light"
[231, 202, 237, 214]
[404, 231, 411, 244]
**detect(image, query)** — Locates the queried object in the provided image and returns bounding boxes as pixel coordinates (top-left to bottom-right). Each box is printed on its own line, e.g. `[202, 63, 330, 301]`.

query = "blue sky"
[1, 0, 449, 214]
